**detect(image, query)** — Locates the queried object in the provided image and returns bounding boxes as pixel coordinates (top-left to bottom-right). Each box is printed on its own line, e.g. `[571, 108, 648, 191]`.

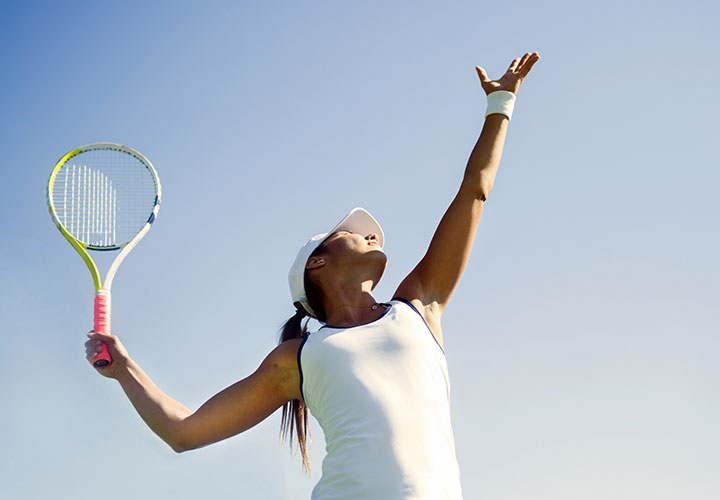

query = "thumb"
[475, 66, 490, 83]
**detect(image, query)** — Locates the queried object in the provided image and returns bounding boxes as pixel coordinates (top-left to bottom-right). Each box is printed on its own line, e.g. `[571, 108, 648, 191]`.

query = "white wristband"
[485, 90, 516, 121]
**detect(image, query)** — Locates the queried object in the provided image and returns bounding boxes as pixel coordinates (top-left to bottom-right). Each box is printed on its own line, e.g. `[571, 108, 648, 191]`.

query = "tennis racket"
[47, 143, 161, 367]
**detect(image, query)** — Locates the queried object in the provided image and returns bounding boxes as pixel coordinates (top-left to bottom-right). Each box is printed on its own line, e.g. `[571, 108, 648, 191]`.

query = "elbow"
[165, 413, 216, 453]
[166, 423, 195, 453]
[459, 183, 490, 202]
[170, 438, 200, 453]
[472, 187, 490, 202]
[170, 439, 188, 453]
[168, 432, 199, 453]
[477, 181, 493, 201]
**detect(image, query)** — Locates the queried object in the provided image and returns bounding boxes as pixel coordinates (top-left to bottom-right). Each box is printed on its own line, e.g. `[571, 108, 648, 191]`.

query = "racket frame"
[47, 143, 161, 365]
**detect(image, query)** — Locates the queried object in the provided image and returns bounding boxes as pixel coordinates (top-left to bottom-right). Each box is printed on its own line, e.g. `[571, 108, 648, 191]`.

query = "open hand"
[476, 52, 540, 95]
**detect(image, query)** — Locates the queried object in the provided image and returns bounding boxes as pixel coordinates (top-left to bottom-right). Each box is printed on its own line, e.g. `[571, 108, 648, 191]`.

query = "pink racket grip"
[92, 291, 112, 367]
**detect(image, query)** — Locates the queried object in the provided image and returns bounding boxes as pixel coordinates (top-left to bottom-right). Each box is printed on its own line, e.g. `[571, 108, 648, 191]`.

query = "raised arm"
[394, 52, 540, 344]
[85, 331, 302, 452]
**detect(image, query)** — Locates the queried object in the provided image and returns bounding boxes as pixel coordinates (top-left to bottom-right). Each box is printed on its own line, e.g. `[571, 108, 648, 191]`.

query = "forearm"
[461, 113, 509, 201]
[115, 358, 192, 451]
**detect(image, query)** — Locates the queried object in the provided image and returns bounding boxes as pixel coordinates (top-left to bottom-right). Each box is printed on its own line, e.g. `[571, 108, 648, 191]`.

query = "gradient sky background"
[1, 1, 718, 499]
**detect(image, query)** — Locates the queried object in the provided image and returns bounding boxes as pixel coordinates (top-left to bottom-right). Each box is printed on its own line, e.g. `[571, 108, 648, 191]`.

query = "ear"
[306, 256, 327, 270]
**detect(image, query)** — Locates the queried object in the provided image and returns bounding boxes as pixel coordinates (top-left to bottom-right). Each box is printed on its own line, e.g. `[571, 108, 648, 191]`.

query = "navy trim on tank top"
[318, 302, 392, 330]
[391, 297, 445, 355]
[297, 334, 310, 402]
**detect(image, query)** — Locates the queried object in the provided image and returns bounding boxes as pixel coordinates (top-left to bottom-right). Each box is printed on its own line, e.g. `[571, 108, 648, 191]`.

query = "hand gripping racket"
[47, 143, 161, 367]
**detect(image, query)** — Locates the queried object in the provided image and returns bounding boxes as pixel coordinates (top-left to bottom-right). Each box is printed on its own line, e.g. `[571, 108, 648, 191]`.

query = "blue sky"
[1, 1, 718, 498]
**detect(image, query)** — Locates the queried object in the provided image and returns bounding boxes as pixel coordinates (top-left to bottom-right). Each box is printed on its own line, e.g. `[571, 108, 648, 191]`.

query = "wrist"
[113, 357, 136, 383]
[485, 90, 516, 121]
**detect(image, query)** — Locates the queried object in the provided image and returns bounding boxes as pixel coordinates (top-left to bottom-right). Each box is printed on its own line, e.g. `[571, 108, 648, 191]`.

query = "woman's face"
[321, 230, 383, 255]
[313, 230, 387, 284]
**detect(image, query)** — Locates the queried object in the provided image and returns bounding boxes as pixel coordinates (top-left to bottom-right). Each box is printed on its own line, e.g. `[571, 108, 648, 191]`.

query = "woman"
[85, 51, 540, 499]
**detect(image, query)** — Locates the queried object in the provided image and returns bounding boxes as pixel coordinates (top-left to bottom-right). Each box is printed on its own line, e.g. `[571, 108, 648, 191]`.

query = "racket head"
[47, 143, 162, 252]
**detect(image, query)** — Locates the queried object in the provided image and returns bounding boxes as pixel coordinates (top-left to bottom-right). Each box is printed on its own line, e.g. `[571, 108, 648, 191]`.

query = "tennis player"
[86, 51, 540, 499]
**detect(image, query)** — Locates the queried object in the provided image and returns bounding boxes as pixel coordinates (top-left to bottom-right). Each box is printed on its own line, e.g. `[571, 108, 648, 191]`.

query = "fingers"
[85, 335, 103, 361]
[507, 52, 540, 76]
[87, 330, 115, 343]
[518, 52, 532, 68]
[86, 343, 101, 361]
[481, 52, 540, 87]
[85, 330, 117, 363]
[517, 51, 540, 76]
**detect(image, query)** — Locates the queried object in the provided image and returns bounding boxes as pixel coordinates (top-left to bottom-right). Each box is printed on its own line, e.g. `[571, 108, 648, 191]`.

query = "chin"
[370, 247, 388, 265]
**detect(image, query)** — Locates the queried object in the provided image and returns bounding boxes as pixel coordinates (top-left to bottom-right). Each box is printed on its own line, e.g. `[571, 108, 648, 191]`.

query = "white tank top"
[299, 298, 463, 500]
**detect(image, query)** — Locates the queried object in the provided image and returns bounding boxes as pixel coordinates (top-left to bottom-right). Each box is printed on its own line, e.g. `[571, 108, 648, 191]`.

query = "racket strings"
[51, 148, 158, 248]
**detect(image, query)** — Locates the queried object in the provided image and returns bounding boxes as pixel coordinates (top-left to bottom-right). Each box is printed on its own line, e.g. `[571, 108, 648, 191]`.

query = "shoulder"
[268, 337, 302, 361]
[264, 338, 303, 374]
[261, 338, 303, 402]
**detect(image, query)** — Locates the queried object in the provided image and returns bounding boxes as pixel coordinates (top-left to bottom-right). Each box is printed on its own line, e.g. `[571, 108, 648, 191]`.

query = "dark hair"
[278, 244, 328, 474]
[278, 308, 311, 474]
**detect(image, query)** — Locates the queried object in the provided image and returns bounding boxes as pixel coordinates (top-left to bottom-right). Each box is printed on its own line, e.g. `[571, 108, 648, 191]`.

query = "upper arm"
[174, 339, 302, 452]
[394, 188, 484, 322]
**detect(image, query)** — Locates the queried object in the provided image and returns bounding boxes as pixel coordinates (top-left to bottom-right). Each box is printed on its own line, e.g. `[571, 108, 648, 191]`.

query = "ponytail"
[279, 243, 328, 474]
[279, 305, 311, 474]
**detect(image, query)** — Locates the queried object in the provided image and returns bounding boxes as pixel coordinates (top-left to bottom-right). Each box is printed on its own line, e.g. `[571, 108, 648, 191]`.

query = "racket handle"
[92, 291, 112, 367]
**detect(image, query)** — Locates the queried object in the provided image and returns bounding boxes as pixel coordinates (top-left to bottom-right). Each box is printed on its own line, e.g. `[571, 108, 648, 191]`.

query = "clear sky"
[1, 1, 718, 499]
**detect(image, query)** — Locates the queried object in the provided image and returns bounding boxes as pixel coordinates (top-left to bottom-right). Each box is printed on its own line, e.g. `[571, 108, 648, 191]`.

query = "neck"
[322, 281, 384, 327]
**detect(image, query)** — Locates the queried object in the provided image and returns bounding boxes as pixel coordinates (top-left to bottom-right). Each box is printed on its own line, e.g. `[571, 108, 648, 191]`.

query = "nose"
[365, 233, 378, 241]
